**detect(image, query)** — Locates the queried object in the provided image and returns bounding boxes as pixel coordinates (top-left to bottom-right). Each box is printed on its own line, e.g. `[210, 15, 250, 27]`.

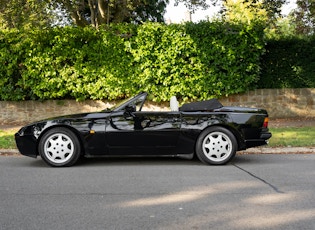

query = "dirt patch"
[0, 125, 20, 132]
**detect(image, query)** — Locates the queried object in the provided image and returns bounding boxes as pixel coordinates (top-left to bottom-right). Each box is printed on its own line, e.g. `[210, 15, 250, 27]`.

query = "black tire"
[38, 127, 81, 167]
[196, 126, 237, 165]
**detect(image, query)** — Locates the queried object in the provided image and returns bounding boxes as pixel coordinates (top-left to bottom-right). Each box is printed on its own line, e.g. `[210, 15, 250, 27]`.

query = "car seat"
[170, 96, 179, 111]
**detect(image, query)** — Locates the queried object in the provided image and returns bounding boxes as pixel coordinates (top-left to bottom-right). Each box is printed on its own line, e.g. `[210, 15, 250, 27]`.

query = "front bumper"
[15, 130, 38, 158]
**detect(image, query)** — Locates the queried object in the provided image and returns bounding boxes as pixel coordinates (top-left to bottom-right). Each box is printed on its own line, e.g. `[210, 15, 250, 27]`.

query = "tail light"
[263, 117, 269, 128]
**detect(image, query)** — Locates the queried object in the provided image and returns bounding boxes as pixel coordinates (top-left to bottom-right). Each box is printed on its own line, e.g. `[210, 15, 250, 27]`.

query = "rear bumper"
[260, 132, 272, 140]
[245, 132, 272, 148]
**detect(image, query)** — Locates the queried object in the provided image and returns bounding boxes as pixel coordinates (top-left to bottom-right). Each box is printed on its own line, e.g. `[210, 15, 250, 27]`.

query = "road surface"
[0, 154, 314, 230]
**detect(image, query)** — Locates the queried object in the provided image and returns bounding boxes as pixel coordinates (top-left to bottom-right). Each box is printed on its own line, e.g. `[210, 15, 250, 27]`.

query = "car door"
[106, 111, 181, 155]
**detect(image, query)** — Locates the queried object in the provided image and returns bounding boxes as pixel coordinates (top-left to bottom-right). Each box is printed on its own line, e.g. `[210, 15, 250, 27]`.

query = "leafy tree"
[174, 0, 210, 12]
[293, 0, 315, 35]
[0, 0, 54, 29]
[223, 0, 268, 25]
[260, 0, 287, 21]
[0, 0, 170, 28]
[265, 16, 297, 39]
[219, 0, 286, 25]
[54, 0, 169, 27]
[133, 0, 168, 23]
[51, 0, 214, 27]
[0, 0, 229, 29]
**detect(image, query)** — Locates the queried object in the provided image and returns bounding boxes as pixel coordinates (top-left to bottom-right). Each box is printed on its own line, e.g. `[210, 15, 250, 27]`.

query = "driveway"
[0, 154, 314, 230]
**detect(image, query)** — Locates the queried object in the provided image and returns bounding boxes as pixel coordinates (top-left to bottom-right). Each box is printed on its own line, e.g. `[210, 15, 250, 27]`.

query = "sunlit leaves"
[0, 22, 265, 101]
[224, 0, 268, 25]
[0, 0, 55, 29]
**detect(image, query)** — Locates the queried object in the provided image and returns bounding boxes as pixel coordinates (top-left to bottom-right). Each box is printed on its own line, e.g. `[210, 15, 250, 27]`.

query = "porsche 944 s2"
[15, 92, 272, 167]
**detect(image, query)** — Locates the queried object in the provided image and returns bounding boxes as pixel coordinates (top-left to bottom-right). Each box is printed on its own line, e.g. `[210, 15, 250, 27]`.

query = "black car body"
[15, 92, 271, 167]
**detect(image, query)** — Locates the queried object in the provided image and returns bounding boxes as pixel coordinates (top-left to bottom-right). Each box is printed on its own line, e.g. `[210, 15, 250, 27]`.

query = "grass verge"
[268, 127, 315, 147]
[0, 127, 315, 150]
[0, 129, 17, 149]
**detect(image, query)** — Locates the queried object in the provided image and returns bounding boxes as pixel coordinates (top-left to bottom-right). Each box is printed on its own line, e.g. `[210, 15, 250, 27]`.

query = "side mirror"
[124, 104, 136, 117]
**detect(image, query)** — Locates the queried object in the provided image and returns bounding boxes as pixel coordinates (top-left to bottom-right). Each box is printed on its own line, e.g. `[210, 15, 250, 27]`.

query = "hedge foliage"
[0, 22, 266, 101]
[131, 22, 265, 101]
[4, 21, 313, 102]
[1, 26, 137, 101]
[259, 37, 315, 89]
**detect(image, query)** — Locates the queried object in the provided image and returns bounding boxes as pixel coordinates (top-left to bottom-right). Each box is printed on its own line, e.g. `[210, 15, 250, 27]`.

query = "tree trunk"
[64, 0, 89, 27]
[98, 0, 108, 25]
[69, 11, 89, 27]
[88, 0, 98, 27]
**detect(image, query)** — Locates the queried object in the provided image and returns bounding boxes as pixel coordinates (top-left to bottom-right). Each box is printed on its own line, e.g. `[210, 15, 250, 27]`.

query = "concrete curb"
[239, 147, 315, 154]
[1, 147, 315, 156]
[0, 149, 20, 156]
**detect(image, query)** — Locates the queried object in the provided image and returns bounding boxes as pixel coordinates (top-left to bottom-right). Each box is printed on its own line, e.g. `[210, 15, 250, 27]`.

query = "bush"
[259, 36, 315, 89]
[0, 22, 265, 101]
[22, 26, 136, 100]
[0, 29, 31, 100]
[129, 21, 265, 101]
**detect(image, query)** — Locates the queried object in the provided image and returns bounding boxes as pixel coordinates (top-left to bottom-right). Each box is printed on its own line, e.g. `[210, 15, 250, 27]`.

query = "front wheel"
[38, 128, 81, 167]
[196, 127, 237, 165]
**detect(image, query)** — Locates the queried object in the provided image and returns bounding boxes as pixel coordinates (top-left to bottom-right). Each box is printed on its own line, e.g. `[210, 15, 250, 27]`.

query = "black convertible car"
[15, 92, 271, 167]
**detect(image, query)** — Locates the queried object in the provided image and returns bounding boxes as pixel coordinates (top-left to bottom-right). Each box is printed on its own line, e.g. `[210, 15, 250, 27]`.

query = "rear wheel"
[196, 126, 237, 165]
[39, 127, 81, 167]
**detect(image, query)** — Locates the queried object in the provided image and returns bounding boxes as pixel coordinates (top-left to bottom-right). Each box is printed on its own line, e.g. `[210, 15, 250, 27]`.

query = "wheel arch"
[197, 124, 244, 151]
[36, 125, 85, 156]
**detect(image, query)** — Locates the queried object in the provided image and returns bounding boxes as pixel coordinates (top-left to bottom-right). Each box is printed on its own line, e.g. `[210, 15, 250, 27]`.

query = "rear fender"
[200, 124, 245, 151]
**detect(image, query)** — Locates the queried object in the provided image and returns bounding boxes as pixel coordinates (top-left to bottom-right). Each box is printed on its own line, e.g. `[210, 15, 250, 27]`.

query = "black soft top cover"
[180, 99, 223, 112]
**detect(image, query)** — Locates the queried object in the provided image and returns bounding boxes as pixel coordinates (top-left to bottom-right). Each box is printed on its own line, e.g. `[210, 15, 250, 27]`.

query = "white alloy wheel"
[202, 131, 232, 162]
[196, 127, 237, 165]
[39, 127, 81, 167]
[44, 133, 74, 164]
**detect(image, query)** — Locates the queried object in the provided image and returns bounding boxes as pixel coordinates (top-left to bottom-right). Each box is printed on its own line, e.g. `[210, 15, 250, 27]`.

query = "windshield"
[104, 92, 148, 112]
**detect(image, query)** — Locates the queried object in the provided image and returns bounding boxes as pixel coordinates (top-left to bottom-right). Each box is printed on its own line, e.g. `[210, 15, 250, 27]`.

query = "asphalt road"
[0, 154, 314, 230]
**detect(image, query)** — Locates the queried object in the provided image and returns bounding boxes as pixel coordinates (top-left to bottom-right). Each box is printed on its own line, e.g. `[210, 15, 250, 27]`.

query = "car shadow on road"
[10, 153, 267, 168]
[77, 156, 204, 167]
[10, 155, 204, 168]
[77, 154, 266, 167]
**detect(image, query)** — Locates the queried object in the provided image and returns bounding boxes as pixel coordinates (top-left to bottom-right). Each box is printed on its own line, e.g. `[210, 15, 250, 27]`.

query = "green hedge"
[259, 37, 315, 89]
[0, 30, 30, 100]
[1, 22, 265, 101]
[131, 22, 265, 101]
